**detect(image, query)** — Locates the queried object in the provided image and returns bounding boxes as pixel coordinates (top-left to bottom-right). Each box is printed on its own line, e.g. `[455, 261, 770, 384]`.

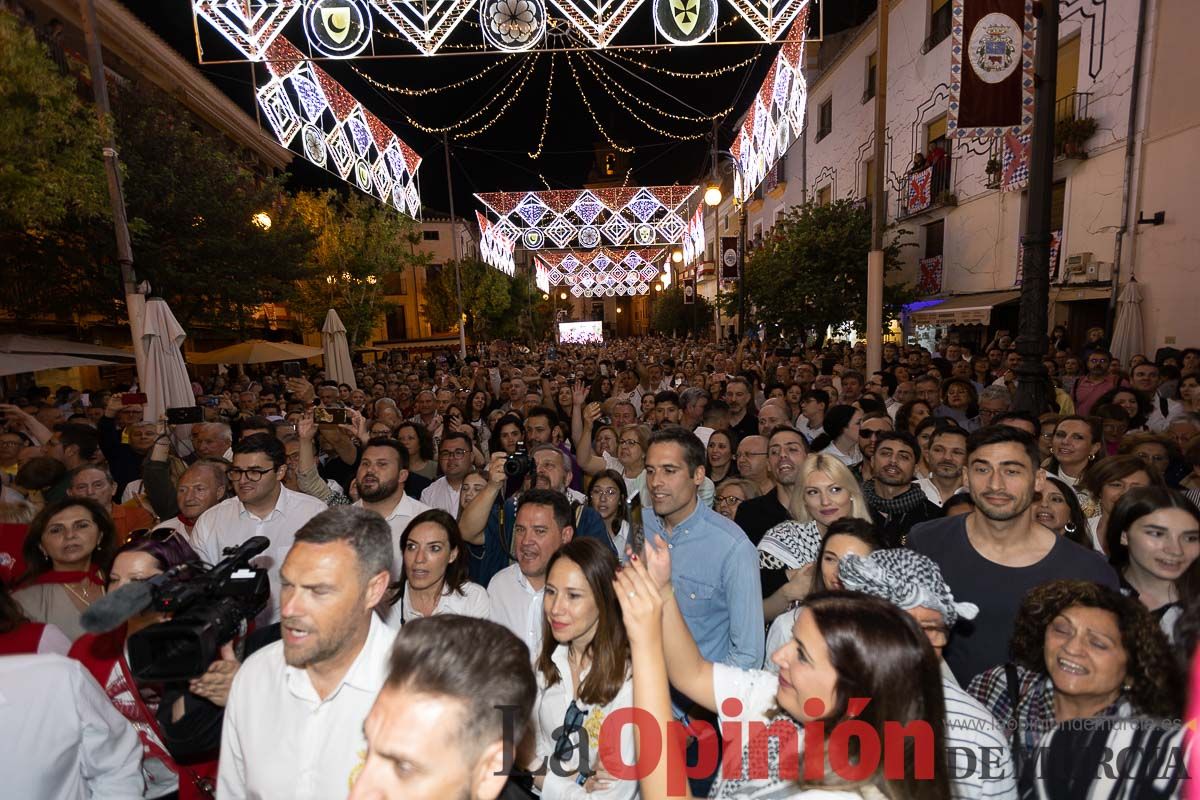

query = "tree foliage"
[422, 259, 513, 342]
[743, 200, 914, 344]
[0, 15, 106, 231]
[287, 191, 426, 348]
[652, 286, 714, 337]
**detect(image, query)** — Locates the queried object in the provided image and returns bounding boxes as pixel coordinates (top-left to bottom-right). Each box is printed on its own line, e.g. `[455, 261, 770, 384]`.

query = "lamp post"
[1014, 0, 1060, 414]
[704, 150, 747, 336]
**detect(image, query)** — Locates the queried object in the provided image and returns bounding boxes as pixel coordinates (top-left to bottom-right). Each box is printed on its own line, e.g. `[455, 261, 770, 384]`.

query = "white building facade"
[701, 0, 1199, 356]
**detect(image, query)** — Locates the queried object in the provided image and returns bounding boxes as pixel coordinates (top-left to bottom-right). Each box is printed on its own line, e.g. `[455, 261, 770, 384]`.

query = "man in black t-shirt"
[908, 426, 1118, 685]
[734, 426, 808, 547]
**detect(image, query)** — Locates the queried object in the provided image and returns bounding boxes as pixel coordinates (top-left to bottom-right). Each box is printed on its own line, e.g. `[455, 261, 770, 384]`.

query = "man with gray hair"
[837, 549, 1018, 800]
[218, 505, 397, 799]
[975, 385, 1013, 428]
[190, 421, 233, 461]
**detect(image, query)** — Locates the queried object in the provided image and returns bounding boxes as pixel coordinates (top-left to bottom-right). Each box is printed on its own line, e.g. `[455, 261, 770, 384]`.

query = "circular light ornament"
[304, 0, 373, 59]
[633, 224, 656, 246]
[302, 126, 327, 166]
[652, 0, 717, 45]
[481, 0, 546, 52]
[355, 161, 373, 192]
[523, 229, 545, 249]
[578, 226, 600, 248]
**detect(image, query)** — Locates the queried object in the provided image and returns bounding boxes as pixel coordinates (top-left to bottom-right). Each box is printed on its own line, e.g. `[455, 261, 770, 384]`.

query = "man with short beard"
[1130, 362, 1183, 431]
[908, 427, 1118, 684]
[917, 426, 968, 507]
[486, 489, 574, 655]
[860, 432, 941, 548]
[354, 438, 430, 576]
[218, 506, 396, 799]
[735, 427, 807, 547]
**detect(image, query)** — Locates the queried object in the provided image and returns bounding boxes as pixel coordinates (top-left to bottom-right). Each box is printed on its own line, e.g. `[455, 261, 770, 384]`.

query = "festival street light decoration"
[532, 247, 666, 297]
[255, 37, 422, 218]
[730, 2, 810, 202]
[191, 0, 818, 59]
[475, 187, 699, 250]
[681, 205, 706, 265]
[477, 211, 517, 275]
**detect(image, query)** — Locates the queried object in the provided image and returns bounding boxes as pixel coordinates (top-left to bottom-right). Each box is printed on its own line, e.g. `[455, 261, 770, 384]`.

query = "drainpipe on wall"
[1109, 0, 1151, 333]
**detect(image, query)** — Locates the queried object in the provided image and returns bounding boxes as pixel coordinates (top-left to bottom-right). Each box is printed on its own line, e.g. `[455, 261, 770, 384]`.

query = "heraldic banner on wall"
[947, 0, 1035, 138]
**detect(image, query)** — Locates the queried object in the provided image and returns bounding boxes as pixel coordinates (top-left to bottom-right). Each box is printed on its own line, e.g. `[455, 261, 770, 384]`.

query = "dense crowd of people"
[0, 332, 1197, 799]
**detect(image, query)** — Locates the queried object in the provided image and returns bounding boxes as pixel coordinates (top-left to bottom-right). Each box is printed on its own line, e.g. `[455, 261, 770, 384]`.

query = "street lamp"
[671, 248, 683, 263]
[251, 211, 272, 231]
[703, 183, 723, 207]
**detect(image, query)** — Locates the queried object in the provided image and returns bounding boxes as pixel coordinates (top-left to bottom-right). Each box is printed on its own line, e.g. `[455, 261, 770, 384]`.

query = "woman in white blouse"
[530, 538, 638, 799]
[390, 509, 490, 624]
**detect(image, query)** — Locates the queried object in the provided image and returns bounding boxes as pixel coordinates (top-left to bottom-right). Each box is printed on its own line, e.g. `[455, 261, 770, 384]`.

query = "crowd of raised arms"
[1, 330, 1198, 800]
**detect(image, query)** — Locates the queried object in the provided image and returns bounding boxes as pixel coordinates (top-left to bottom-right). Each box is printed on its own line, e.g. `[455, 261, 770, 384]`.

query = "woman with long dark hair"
[1078, 454, 1163, 553]
[896, 399, 934, 435]
[705, 428, 737, 484]
[935, 378, 980, 431]
[1046, 415, 1103, 489]
[389, 509, 489, 623]
[1033, 476, 1092, 548]
[13, 497, 116, 641]
[395, 421, 437, 482]
[617, 545, 951, 800]
[530, 538, 636, 796]
[1106, 487, 1199, 639]
[588, 470, 631, 555]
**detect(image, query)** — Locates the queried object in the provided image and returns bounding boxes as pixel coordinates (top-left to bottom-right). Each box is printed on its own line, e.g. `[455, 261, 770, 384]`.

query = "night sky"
[124, 1, 874, 214]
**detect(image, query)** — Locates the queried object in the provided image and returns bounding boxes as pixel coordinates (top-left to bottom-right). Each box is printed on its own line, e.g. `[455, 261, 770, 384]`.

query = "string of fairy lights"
[577, 51, 734, 123]
[349, 54, 517, 96]
[570, 53, 706, 141]
[527, 52, 556, 159]
[564, 51, 635, 154]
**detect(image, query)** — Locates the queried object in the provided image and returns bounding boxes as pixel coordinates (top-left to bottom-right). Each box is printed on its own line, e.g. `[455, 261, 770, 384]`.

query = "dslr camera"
[127, 537, 271, 682]
[505, 441, 535, 478]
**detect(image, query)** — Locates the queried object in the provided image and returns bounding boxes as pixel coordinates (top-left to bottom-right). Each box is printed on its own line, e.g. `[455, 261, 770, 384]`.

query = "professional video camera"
[82, 536, 271, 683]
[505, 441, 534, 478]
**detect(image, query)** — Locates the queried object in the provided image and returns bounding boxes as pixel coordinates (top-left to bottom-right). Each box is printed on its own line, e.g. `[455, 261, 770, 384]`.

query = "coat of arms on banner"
[918, 255, 944, 296]
[969, 14, 1019, 83]
[906, 167, 933, 214]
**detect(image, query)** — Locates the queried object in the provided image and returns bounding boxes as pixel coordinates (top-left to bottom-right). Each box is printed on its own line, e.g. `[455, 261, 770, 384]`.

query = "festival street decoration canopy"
[534, 247, 666, 297]
[731, 3, 809, 202]
[474, 187, 699, 251]
[256, 37, 422, 217]
[192, 0, 818, 58]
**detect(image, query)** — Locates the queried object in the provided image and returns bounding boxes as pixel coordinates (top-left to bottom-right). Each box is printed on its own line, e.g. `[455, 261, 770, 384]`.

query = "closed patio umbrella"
[141, 298, 195, 422]
[187, 340, 323, 365]
[321, 309, 356, 390]
[1110, 278, 1144, 367]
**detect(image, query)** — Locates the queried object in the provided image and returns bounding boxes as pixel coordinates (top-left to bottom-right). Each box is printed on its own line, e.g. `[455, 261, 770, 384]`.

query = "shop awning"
[909, 291, 1021, 326]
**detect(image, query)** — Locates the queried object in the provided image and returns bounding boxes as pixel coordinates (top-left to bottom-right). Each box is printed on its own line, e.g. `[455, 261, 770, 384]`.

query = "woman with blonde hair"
[759, 453, 874, 622]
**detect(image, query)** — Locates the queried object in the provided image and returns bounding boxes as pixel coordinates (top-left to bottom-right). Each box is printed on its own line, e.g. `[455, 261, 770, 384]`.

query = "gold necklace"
[62, 580, 102, 607]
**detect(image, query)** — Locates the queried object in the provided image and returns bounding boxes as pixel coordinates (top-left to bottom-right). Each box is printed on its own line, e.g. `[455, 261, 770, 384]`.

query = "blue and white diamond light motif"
[627, 189, 663, 222]
[571, 192, 604, 225]
[293, 71, 328, 123]
[516, 195, 551, 226]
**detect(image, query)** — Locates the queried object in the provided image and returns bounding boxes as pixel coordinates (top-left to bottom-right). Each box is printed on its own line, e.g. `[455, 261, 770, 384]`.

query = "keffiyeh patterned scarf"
[862, 479, 928, 518]
[837, 548, 979, 627]
[757, 520, 822, 570]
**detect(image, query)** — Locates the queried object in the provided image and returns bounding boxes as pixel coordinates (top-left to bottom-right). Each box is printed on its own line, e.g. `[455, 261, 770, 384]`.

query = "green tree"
[0, 15, 106, 230]
[112, 84, 315, 334]
[422, 259, 512, 342]
[652, 286, 714, 337]
[743, 200, 914, 344]
[288, 191, 426, 348]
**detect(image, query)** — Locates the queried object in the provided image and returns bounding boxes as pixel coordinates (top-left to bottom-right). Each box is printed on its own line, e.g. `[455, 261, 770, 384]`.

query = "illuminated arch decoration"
[475, 187, 698, 250]
[726, 0, 809, 41]
[256, 38, 422, 218]
[192, 0, 301, 61]
[730, 3, 810, 202]
[480, 0, 547, 51]
[681, 205, 705, 265]
[533, 247, 665, 297]
[477, 212, 518, 274]
[193, 0, 815, 59]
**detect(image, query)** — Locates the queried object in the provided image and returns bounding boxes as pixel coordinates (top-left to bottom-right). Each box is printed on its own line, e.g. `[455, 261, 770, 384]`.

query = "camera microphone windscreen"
[80, 579, 155, 634]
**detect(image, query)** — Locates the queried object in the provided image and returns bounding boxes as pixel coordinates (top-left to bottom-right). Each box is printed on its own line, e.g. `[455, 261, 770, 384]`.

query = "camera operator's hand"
[296, 411, 317, 442]
[486, 451, 507, 488]
[188, 642, 239, 707]
[286, 376, 315, 404]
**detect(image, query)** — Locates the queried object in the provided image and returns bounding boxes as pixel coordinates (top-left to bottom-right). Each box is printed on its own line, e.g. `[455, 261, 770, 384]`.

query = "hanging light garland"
[606, 47, 762, 79]
[564, 53, 634, 154]
[577, 51, 733, 123]
[349, 55, 517, 96]
[396, 54, 537, 135]
[454, 54, 541, 138]
[527, 52, 556, 159]
[570, 54, 706, 141]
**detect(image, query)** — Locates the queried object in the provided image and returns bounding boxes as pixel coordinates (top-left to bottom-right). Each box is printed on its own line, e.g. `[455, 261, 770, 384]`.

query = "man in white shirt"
[1130, 362, 1184, 431]
[192, 433, 326, 624]
[487, 489, 575, 656]
[419, 430, 474, 516]
[0, 654, 143, 800]
[218, 506, 396, 800]
[355, 437, 430, 575]
[348, 616, 537, 800]
[918, 426, 969, 507]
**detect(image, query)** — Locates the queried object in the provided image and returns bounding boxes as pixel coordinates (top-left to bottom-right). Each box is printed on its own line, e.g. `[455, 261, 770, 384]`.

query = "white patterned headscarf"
[837, 549, 979, 628]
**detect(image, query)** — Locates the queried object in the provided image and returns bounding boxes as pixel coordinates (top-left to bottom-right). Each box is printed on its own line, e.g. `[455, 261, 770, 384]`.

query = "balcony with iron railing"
[1054, 91, 1096, 158]
[898, 153, 956, 219]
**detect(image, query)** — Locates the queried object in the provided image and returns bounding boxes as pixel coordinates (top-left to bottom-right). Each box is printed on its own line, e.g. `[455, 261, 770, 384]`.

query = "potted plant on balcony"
[985, 156, 1001, 187]
[1056, 116, 1098, 157]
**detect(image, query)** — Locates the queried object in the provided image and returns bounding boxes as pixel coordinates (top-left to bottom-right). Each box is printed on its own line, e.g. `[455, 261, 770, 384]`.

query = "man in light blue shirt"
[641, 427, 764, 669]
